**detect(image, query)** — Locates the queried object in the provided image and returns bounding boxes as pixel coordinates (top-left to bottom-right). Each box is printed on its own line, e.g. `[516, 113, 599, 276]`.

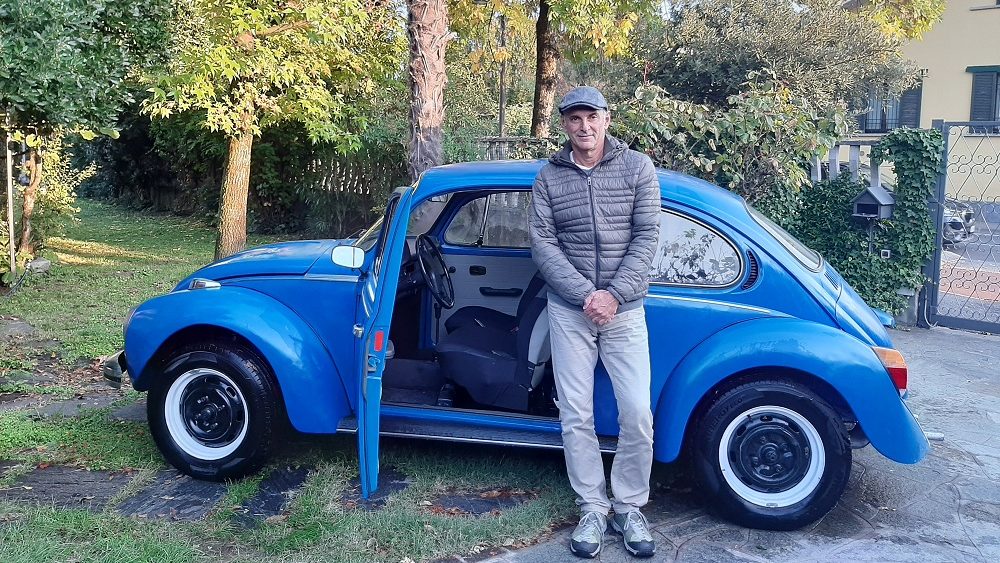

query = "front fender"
[125, 286, 351, 434]
[653, 317, 928, 465]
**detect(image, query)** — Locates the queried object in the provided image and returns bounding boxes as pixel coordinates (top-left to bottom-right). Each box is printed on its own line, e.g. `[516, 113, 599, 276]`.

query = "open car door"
[356, 188, 413, 497]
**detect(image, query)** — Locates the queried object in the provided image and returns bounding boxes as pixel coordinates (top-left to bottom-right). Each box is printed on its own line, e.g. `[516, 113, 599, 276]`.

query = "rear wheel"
[148, 342, 281, 481]
[689, 379, 851, 530]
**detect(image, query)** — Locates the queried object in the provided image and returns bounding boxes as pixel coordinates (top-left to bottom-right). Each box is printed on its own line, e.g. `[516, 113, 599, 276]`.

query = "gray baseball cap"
[558, 86, 608, 113]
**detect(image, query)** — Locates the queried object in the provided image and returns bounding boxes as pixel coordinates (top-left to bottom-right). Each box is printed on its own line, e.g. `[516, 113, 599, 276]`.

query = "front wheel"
[148, 342, 282, 481]
[689, 379, 851, 530]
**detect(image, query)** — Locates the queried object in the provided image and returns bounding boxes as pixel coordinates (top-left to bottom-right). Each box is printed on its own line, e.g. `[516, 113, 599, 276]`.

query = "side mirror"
[331, 245, 364, 269]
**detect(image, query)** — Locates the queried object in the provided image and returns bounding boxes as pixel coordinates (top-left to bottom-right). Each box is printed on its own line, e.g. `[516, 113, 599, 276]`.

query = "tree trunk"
[17, 148, 41, 255]
[407, 0, 449, 182]
[215, 132, 253, 260]
[531, 0, 560, 138]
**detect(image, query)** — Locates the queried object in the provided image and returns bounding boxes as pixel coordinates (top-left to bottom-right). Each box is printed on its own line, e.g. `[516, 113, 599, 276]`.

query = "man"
[529, 86, 660, 558]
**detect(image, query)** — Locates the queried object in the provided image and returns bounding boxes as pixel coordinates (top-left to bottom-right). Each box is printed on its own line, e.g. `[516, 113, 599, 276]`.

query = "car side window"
[651, 210, 742, 287]
[483, 192, 532, 248]
[444, 197, 487, 245]
[444, 192, 532, 249]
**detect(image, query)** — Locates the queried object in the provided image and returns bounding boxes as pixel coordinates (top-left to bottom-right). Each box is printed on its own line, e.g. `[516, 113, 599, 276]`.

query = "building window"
[967, 66, 1000, 133]
[859, 83, 922, 133]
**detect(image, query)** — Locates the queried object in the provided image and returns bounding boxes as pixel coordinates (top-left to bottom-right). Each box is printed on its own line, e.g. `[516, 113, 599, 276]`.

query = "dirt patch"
[232, 465, 312, 529]
[0, 465, 133, 511]
[340, 467, 410, 510]
[427, 487, 539, 516]
[30, 394, 119, 418]
[117, 469, 228, 521]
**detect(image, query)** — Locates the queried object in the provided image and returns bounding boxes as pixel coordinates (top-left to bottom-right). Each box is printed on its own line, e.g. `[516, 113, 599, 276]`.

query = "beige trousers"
[547, 298, 654, 516]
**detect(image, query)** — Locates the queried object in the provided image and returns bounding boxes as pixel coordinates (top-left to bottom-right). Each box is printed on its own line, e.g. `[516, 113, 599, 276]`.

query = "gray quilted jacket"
[529, 134, 660, 311]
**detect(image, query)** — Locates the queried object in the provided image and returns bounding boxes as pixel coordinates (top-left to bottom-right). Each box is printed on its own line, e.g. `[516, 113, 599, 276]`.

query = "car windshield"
[355, 217, 383, 252]
[746, 203, 822, 271]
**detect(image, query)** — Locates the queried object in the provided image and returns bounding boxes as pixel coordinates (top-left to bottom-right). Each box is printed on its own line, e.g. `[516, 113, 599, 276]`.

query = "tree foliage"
[0, 0, 170, 267]
[648, 0, 914, 109]
[145, 0, 404, 148]
[0, 0, 171, 133]
[143, 0, 405, 257]
[617, 73, 851, 222]
[859, 0, 946, 40]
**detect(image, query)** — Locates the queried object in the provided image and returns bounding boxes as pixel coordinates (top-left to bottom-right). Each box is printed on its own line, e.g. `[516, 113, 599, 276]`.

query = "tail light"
[873, 347, 908, 397]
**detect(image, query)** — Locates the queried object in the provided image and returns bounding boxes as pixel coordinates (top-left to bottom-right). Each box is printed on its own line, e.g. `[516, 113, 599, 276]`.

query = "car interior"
[374, 189, 562, 418]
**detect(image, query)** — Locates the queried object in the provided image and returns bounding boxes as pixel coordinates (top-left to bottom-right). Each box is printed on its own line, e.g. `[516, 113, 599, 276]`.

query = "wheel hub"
[180, 374, 245, 447]
[729, 414, 811, 493]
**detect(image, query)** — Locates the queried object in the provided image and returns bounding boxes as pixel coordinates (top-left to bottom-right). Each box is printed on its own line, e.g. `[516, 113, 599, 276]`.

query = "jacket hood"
[550, 134, 628, 168]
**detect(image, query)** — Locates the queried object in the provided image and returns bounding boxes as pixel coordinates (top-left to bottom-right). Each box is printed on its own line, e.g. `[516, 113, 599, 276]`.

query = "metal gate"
[924, 120, 1000, 332]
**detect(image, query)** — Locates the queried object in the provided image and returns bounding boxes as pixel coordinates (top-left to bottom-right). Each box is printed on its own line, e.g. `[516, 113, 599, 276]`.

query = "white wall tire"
[147, 342, 282, 481]
[690, 379, 851, 530]
[163, 368, 249, 460]
[718, 405, 826, 508]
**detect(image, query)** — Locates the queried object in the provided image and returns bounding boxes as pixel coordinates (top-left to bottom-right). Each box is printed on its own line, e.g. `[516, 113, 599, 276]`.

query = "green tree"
[144, 0, 404, 259]
[648, 0, 914, 110]
[856, 0, 946, 40]
[0, 0, 169, 260]
[531, 0, 658, 136]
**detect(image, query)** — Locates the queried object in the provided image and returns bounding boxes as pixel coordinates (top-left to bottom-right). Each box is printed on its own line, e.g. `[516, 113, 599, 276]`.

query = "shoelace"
[576, 512, 605, 541]
[625, 512, 652, 541]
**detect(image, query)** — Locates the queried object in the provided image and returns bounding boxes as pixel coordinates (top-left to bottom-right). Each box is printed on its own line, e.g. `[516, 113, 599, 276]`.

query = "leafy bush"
[794, 128, 942, 313]
[616, 74, 850, 226]
[1, 135, 92, 283]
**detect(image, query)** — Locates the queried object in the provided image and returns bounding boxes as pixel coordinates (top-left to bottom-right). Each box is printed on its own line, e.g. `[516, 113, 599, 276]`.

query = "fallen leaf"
[264, 514, 287, 524]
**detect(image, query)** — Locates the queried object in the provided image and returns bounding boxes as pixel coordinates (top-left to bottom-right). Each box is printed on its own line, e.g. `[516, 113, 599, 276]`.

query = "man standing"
[529, 86, 660, 558]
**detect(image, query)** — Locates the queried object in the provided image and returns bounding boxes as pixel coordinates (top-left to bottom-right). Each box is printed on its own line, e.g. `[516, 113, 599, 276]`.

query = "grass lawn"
[0, 200, 577, 562]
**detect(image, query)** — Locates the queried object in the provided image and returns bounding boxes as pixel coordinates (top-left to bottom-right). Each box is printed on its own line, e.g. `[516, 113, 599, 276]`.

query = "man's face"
[561, 108, 611, 153]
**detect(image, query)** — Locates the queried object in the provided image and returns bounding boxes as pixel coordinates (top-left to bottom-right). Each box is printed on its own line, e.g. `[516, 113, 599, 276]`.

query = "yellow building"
[878, 0, 1000, 202]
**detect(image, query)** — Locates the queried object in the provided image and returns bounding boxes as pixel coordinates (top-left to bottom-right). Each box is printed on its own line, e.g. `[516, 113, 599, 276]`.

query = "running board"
[337, 416, 619, 453]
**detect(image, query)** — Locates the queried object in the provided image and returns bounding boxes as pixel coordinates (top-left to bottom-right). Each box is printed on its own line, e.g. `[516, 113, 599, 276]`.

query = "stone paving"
[471, 327, 1000, 563]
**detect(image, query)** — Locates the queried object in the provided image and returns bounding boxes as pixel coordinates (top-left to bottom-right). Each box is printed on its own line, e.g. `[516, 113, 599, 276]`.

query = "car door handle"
[480, 287, 523, 297]
[469, 265, 487, 276]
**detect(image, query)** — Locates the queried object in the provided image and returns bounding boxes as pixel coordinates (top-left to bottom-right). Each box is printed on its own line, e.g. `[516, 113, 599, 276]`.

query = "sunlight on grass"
[4, 199, 283, 361]
[48, 237, 179, 264]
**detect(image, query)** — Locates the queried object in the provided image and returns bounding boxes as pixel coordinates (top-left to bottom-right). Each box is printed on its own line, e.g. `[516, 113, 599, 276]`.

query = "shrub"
[616, 73, 850, 227]
[794, 128, 942, 313]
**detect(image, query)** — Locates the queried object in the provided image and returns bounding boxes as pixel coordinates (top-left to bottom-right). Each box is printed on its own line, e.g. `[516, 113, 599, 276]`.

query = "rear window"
[746, 204, 822, 271]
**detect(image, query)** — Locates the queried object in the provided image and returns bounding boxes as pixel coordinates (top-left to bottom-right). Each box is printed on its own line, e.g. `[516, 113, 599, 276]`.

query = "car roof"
[413, 160, 750, 222]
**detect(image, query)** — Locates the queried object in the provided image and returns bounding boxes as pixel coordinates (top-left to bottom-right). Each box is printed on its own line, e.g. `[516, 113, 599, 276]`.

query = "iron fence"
[922, 120, 1000, 333]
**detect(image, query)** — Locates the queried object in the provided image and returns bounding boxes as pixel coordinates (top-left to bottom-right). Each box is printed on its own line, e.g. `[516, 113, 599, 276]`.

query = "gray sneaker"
[611, 510, 655, 557]
[569, 511, 607, 558]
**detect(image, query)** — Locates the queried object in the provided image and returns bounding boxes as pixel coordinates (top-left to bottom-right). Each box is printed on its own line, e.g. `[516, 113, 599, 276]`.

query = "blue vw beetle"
[115, 160, 928, 530]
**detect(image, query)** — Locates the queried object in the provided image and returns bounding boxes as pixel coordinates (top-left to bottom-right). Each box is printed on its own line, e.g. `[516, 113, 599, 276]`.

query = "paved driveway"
[479, 327, 1000, 563]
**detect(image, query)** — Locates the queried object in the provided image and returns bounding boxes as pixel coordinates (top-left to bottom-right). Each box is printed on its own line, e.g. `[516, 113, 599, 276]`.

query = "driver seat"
[444, 273, 546, 334]
[435, 290, 550, 411]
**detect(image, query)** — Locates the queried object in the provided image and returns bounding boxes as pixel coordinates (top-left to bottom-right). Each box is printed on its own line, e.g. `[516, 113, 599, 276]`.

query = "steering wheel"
[416, 234, 455, 309]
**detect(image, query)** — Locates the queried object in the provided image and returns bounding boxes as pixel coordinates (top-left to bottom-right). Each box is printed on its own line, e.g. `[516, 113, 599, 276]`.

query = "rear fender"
[653, 317, 928, 464]
[125, 286, 351, 434]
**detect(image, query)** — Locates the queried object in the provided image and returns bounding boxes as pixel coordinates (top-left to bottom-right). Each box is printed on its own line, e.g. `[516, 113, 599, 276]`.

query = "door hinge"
[353, 324, 363, 338]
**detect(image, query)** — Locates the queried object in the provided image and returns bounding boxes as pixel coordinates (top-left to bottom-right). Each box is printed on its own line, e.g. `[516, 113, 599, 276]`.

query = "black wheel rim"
[179, 372, 246, 447]
[727, 412, 811, 494]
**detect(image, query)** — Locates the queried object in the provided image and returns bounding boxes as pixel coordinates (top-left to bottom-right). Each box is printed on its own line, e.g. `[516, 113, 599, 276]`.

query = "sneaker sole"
[611, 519, 656, 557]
[569, 541, 601, 559]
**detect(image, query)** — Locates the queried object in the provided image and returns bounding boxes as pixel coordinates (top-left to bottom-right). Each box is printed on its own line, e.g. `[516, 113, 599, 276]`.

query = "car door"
[436, 191, 537, 333]
[356, 187, 413, 498]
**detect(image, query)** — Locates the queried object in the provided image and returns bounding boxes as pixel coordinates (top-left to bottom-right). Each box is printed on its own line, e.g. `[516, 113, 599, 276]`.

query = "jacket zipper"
[587, 175, 601, 286]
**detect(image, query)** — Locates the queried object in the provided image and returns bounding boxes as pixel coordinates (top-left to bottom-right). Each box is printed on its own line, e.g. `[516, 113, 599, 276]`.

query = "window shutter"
[970, 72, 997, 122]
[898, 83, 922, 128]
